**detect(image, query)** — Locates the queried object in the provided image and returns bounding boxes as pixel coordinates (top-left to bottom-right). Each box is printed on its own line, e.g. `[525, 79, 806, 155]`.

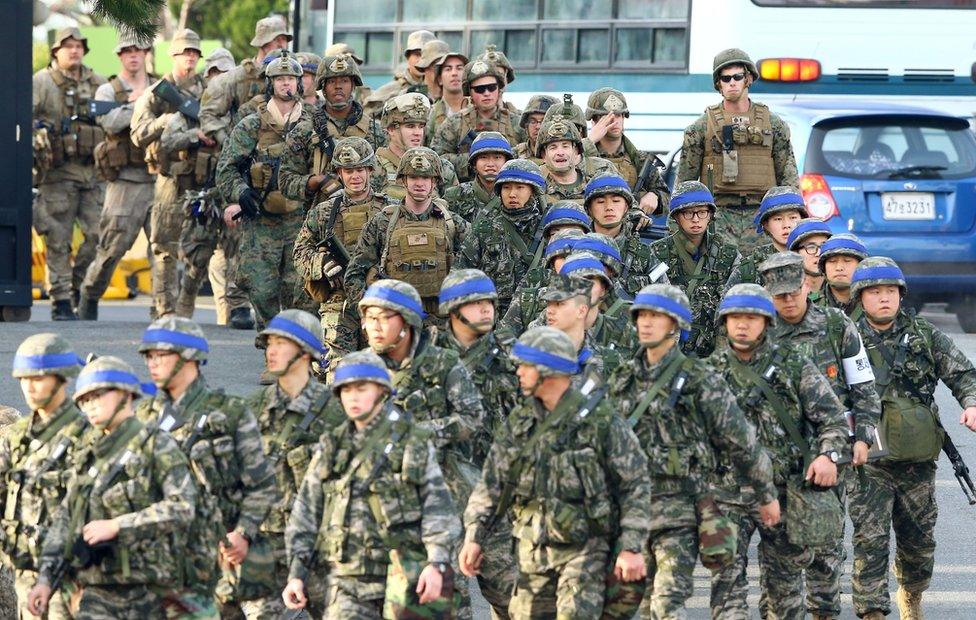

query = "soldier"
[344, 147, 469, 317]
[513, 95, 558, 162]
[585, 88, 670, 214]
[738, 186, 808, 285]
[584, 172, 671, 298]
[217, 53, 318, 331]
[456, 158, 547, 315]
[130, 28, 210, 319]
[313, 53, 385, 148]
[3, 335, 86, 620]
[459, 326, 651, 618]
[78, 32, 156, 321]
[677, 48, 798, 254]
[414, 39, 448, 101]
[363, 29, 436, 117]
[760, 251, 882, 620]
[199, 16, 291, 145]
[293, 137, 396, 371]
[424, 43, 471, 143]
[786, 218, 834, 301]
[847, 257, 976, 620]
[323, 42, 373, 104]
[537, 116, 617, 204]
[649, 182, 741, 357]
[431, 53, 524, 182]
[243, 310, 339, 617]
[283, 350, 461, 618]
[708, 284, 848, 620]
[444, 131, 513, 222]
[557, 252, 639, 358]
[32, 27, 107, 320]
[27, 356, 196, 618]
[374, 92, 458, 200]
[818, 233, 869, 320]
[134, 319, 277, 616]
[607, 284, 779, 619]
[294, 52, 324, 107]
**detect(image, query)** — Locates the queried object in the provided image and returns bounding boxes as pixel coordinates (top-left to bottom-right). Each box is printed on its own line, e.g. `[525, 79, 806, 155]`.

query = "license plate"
[881, 192, 935, 220]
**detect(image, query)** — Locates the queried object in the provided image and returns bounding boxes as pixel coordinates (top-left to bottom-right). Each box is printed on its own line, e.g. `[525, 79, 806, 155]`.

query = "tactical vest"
[458, 105, 522, 149]
[599, 137, 641, 188]
[250, 103, 302, 214]
[335, 197, 383, 248]
[702, 103, 775, 197]
[93, 75, 154, 181]
[47, 66, 104, 165]
[374, 148, 406, 200]
[146, 73, 211, 186]
[380, 202, 457, 298]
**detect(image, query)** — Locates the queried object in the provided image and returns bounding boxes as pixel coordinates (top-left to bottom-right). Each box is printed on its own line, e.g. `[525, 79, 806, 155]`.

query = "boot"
[77, 293, 98, 321]
[896, 587, 924, 620]
[229, 307, 255, 330]
[51, 300, 77, 321]
[862, 612, 885, 620]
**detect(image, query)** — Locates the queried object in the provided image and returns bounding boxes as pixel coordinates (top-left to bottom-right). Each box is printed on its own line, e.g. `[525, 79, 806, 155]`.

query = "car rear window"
[806, 115, 976, 179]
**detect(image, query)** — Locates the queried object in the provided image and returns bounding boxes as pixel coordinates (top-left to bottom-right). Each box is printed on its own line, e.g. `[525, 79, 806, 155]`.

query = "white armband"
[843, 339, 875, 385]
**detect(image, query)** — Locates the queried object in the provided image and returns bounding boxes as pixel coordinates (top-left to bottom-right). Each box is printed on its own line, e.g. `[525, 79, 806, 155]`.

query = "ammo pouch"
[94, 138, 130, 182]
[195, 150, 217, 186]
[695, 494, 738, 570]
[249, 161, 296, 215]
[785, 477, 844, 548]
[545, 448, 611, 544]
[383, 547, 455, 620]
[75, 123, 104, 158]
[285, 444, 314, 491]
[880, 395, 944, 462]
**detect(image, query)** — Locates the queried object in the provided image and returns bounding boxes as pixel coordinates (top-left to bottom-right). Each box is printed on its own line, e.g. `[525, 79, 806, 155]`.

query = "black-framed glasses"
[719, 73, 746, 83]
[678, 208, 712, 221]
[800, 242, 824, 256]
[470, 83, 499, 94]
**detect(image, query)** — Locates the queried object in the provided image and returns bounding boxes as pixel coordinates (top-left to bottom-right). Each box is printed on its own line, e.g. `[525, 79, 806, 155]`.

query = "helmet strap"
[269, 349, 306, 378]
[96, 393, 129, 432]
[452, 309, 493, 335]
[33, 376, 66, 413]
[827, 278, 851, 290]
[159, 357, 187, 393]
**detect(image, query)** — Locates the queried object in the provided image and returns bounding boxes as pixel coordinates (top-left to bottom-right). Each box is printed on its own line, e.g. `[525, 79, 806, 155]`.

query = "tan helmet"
[381, 92, 430, 128]
[251, 16, 292, 48]
[520, 95, 558, 129]
[415, 40, 448, 70]
[585, 87, 629, 120]
[712, 48, 759, 89]
[114, 31, 153, 55]
[396, 146, 443, 182]
[51, 27, 88, 55]
[293, 51, 322, 76]
[316, 52, 363, 88]
[463, 57, 507, 95]
[330, 137, 377, 171]
[265, 52, 303, 79]
[404, 30, 436, 57]
[169, 29, 202, 56]
[542, 94, 588, 138]
[324, 42, 363, 65]
[536, 117, 583, 158]
[477, 44, 516, 85]
[203, 47, 236, 75]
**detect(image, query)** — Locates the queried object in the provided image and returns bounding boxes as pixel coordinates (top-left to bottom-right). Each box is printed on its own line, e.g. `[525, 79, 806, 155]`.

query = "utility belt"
[94, 132, 145, 182]
[49, 119, 104, 166]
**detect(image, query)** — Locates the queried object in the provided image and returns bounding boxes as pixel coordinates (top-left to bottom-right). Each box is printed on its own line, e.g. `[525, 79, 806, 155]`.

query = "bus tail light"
[800, 173, 839, 220]
[759, 58, 821, 82]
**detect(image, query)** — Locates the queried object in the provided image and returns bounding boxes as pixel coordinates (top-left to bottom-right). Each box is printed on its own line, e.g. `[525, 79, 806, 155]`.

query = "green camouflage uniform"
[431, 104, 525, 183]
[739, 186, 808, 286]
[442, 130, 513, 222]
[817, 232, 870, 323]
[737, 242, 777, 285]
[512, 94, 558, 166]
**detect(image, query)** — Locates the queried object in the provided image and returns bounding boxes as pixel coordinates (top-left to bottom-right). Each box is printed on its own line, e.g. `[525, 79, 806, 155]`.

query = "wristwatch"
[430, 561, 449, 574]
[821, 450, 840, 463]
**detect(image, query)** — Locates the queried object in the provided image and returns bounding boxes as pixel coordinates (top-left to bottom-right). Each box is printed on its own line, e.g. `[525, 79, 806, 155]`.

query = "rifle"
[316, 234, 350, 270]
[633, 154, 655, 194]
[152, 79, 199, 120]
[86, 100, 123, 118]
[941, 427, 976, 505]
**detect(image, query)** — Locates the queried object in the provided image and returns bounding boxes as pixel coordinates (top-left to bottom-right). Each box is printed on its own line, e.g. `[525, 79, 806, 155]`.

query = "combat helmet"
[324, 42, 363, 65]
[511, 326, 580, 377]
[468, 132, 514, 176]
[265, 52, 304, 96]
[755, 186, 808, 233]
[559, 252, 612, 291]
[786, 218, 832, 252]
[331, 350, 393, 394]
[542, 94, 588, 138]
[542, 201, 591, 235]
[359, 279, 426, 331]
[669, 181, 716, 218]
[586, 87, 630, 120]
[536, 116, 583, 158]
[258, 309, 326, 358]
[520, 95, 558, 129]
[330, 136, 377, 172]
[850, 256, 907, 300]
[382, 92, 431, 128]
[712, 48, 759, 88]
[818, 233, 869, 274]
[543, 228, 587, 265]
[494, 158, 546, 198]
[74, 356, 145, 402]
[462, 56, 507, 95]
[758, 251, 805, 296]
[12, 333, 83, 379]
[476, 44, 516, 85]
[294, 51, 322, 77]
[396, 146, 443, 182]
[139, 317, 209, 363]
[576, 232, 623, 277]
[439, 269, 497, 316]
[316, 52, 363, 89]
[584, 172, 635, 210]
[717, 283, 777, 322]
[631, 284, 692, 333]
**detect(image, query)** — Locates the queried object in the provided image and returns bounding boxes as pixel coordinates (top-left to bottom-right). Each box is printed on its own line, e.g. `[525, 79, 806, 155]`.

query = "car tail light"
[799, 173, 840, 220]
[759, 58, 821, 82]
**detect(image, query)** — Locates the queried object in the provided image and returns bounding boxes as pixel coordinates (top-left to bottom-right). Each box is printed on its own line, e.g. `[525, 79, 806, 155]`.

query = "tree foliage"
[170, 0, 289, 62]
[89, 0, 167, 41]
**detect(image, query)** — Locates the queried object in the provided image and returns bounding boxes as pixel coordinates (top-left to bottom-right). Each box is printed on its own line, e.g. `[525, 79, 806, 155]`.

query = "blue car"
[663, 99, 976, 332]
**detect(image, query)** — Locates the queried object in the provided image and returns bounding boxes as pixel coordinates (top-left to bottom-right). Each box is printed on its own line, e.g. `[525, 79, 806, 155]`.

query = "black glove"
[237, 188, 261, 220]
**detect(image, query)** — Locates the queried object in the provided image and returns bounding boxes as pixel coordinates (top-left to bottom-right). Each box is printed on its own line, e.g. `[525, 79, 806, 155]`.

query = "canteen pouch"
[383, 548, 455, 620]
[285, 444, 314, 489]
[879, 396, 944, 462]
[195, 150, 216, 185]
[695, 494, 739, 569]
[93, 140, 126, 181]
[75, 124, 104, 157]
[785, 477, 844, 548]
[600, 539, 647, 620]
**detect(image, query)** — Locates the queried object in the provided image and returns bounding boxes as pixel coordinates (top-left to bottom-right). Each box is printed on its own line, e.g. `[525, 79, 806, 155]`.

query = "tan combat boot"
[896, 586, 924, 620]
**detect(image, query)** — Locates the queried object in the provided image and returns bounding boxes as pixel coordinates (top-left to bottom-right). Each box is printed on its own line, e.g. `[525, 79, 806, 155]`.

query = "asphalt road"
[2, 298, 974, 619]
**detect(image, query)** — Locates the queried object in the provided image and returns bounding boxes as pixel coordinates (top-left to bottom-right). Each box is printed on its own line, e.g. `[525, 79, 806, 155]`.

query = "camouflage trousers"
[476, 521, 517, 620]
[319, 296, 364, 375]
[440, 455, 479, 620]
[713, 205, 763, 256]
[176, 218, 249, 320]
[640, 525, 698, 620]
[75, 583, 165, 619]
[321, 574, 385, 620]
[156, 585, 220, 619]
[848, 460, 937, 617]
[150, 174, 189, 317]
[509, 537, 609, 619]
[81, 177, 153, 301]
[13, 569, 72, 620]
[35, 178, 104, 301]
[217, 532, 288, 620]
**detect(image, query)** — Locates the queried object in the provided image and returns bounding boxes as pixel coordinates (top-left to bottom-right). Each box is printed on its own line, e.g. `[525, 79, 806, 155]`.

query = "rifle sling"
[627, 352, 686, 428]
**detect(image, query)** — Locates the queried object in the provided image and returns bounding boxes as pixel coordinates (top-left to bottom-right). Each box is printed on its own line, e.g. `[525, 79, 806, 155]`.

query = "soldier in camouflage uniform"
[787, 218, 834, 303]
[241, 310, 340, 618]
[216, 53, 319, 331]
[363, 29, 436, 118]
[27, 356, 197, 618]
[293, 138, 396, 371]
[513, 95, 557, 163]
[738, 186, 808, 285]
[650, 182, 742, 357]
[3, 335, 86, 620]
[283, 350, 461, 619]
[431, 53, 525, 183]
[135, 318, 278, 617]
[760, 251, 883, 620]
[294, 52, 324, 108]
[344, 148, 469, 318]
[314, 53, 385, 149]
[677, 48, 798, 254]
[433, 270, 519, 618]
[847, 257, 976, 620]
[456, 158, 547, 315]
[537, 116, 618, 205]
[818, 233, 869, 321]
[460, 326, 652, 618]
[32, 27, 107, 320]
[607, 285, 779, 619]
[444, 131, 513, 222]
[374, 93, 458, 200]
[707, 284, 848, 620]
[423, 42, 470, 144]
[323, 43, 373, 105]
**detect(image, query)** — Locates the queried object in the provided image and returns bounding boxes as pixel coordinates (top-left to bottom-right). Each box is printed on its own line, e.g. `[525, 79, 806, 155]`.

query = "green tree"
[90, 0, 166, 41]
[170, 0, 288, 62]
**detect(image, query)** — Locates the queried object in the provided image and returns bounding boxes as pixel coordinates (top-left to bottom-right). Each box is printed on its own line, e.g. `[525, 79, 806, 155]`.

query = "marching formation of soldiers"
[17, 14, 976, 620]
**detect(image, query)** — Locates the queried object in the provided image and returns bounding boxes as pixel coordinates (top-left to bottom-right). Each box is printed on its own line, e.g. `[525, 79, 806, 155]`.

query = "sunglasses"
[470, 82, 499, 94]
[719, 73, 746, 83]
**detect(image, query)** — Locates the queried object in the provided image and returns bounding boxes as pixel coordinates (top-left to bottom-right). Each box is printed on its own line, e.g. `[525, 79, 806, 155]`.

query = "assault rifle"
[152, 79, 199, 120]
[316, 233, 350, 270]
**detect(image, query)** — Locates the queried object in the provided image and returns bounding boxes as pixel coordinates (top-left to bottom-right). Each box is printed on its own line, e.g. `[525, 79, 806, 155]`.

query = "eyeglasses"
[143, 351, 178, 365]
[77, 389, 111, 410]
[527, 118, 543, 127]
[361, 311, 399, 327]
[719, 72, 746, 83]
[677, 208, 712, 221]
[470, 82, 499, 95]
[799, 242, 824, 255]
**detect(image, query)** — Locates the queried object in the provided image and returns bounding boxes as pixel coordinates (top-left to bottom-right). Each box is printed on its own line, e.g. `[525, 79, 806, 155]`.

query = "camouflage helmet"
[511, 326, 579, 377]
[712, 48, 759, 88]
[330, 136, 376, 171]
[331, 350, 393, 394]
[438, 269, 497, 315]
[316, 52, 363, 88]
[477, 44, 516, 85]
[258, 49, 286, 77]
[786, 218, 832, 251]
[51, 26, 89, 55]
[469, 132, 514, 165]
[169, 29, 202, 56]
[520, 95, 558, 128]
[265, 52, 303, 80]
[584, 172, 635, 210]
[631, 284, 692, 332]
[12, 333, 83, 379]
[540, 271, 593, 304]
[754, 186, 808, 233]
[324, 42, 363, 65]
[558, 252, 612, 291]
[669, 181, 716, 218]
[294, 51, 322, 76]
[250, 16, 291, 48]
[359, 279, 426, 331]
[577, 232, 623, 277]
[138, 317, 209, 363]
[850, 256, 907, 300]
[462, 57, 507, 94]
[74, 356, 145, 401]
[536, 117, 583, 158]
[404, 30, 436, 56]
[203, 47, 236, 75]
[494, 158, 545, 197]
[544, 228, 587, 264]
[585, 87, 630, 120]
[542, 201, 591, 235]
[258, 309, 326, 357]
[542, 95, 588, 138]
[818, 233, 869, 273]
[114, 31, 153, 55]
[717, 283, 776, 322]
[416, 39, 468, 71]
[396, 146, 443, 181]
[382, 92, 431, 128]
[758, 251, 805, 296]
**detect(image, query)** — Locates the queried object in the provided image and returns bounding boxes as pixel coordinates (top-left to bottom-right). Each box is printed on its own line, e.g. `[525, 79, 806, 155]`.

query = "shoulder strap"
[626, 353, 686, 428]
[379, 206, 402, 269]
[497, 217, 531, 264]
[730, 356, 811, 464]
